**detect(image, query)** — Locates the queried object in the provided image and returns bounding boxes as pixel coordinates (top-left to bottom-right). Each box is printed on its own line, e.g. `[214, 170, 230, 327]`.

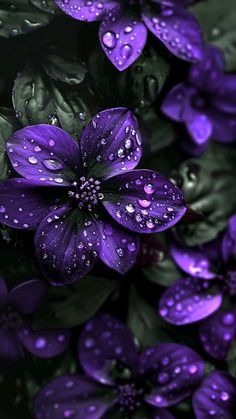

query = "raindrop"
[43, 159, 64, 171]
[102, 31, 116, 49]
[144, 183, 155, 194]
[28, 156, 38, 164]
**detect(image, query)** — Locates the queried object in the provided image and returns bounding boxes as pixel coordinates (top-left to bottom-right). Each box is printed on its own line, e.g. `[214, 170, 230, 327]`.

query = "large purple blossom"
[162, 46, 236, 153]
[159, 214, 236, 361]
[0, 108, 186, 285]
[33, 313, 204, 418]
[54, 0, 203, 70]
[0, 277, 70, 369]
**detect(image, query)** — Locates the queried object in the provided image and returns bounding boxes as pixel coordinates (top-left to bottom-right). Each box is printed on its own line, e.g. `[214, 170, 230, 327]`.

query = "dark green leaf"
[0, 107, 20, 181]
[0, 0, 52, 38]
[43, 53, 87, 86]
[142, 255, 181, 287]
[30, 0, 60, 15]
[172, 143, 236, 246]
[33, 275, 120, 329]
[227, 341, 236, 377]
[190, 0, 236, 71]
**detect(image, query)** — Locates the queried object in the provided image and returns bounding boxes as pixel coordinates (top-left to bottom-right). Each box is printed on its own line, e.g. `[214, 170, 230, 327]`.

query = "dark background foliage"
[0, 0, 236, 417]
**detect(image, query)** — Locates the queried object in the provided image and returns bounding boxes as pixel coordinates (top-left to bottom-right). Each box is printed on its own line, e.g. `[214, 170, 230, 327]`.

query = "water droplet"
[126, 203, 135, 214]
[102, 31, 116, 49]
[120, 44, 133, 59]
[35, 337, 47, 349]
[85, 338, 95, 349]
[43, 159, 64, 171]
[138, 199, 151, 208]
[28, 156, 38, 164]
[144, 183, 154, 194]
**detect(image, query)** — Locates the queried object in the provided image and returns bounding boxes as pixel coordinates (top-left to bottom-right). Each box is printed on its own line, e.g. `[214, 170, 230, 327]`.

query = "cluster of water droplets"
[58, 0, 106, 20]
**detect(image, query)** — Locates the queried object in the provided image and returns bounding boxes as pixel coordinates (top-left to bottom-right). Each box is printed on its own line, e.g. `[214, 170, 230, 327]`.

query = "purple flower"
[162, 46, 236, 152]
[33, 313, 204, 418]
[0, 277, 70, 369]
[159, 214, 236, 361]
[193, 371, 236, 419]
[0, 108, 186, 285]
[54, 0, 203, 70]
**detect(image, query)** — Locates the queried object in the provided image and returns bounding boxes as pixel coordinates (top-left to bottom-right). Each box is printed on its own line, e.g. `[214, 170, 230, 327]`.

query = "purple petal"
[159, 277, 223, 325]
[193, 371, 236, 419]
[0, 178, 51, 229]
[161, 83, 195, 122]
[79, 108, 142, 180]
[55, 0, 118, 22]
[18, 328, 70, 358]
[33, 374, 116, 419]
[188, 46, 225, 93]
[99, 6, 147, 71]
[221, 215, 236, 263]
[209, 109, 236, 143]
[0, 330, 24, 368]
[102, 169, 186, 234]
[212, 75, 236, 114]
[138, 343, 204, 408]
[171, 241, 219, 279]
[7, 124, 81, 186]
[35, 205, 99, 286]
[186, 112, 212, 145]
[97, 218, 140, 274]
[78, 313, 138, 385]
[200, 309, 236, 361]
[141, 3, 203, 62]
[0, 277, 8, 306]
[8, 279, 47, 314]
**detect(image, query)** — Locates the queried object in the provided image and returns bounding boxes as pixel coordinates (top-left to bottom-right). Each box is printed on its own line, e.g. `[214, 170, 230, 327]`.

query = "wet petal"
[138, 343, 204, 408]
[55, 0, 118, 22]
[99, 6, 147, 71]
[188, 46, 225, 93]
[79, 313, 138, 385]
[193, 371, 236, 419]
[97, 218, 140, 274]
[7, 124, 81, 186]
[161, 83, 194, 122]
[221, 215, 236, 263]
[142, 3, 203, 62]
[9, 279, 47, 314]
[18, 328, 70, 358]
[200, 309, 236, 361]
[79, 108, 142, 180]
[35, 205, 100, 286]
[33, 374, 116, 419]
[159, 277, 223, 325]
[171, 241, 219, 279]
[0, 330, 24, 369]
[0, 178, 51, 229]
[186, 112, 212, 145]
[102, 169, 186, 234]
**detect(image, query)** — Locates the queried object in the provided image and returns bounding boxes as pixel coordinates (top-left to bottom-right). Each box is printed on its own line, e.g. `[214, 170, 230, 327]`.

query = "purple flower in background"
[0, 277, 70, 369]
[33, 313, 204, 418]
[193, 371, 236, 419]
[159, 214, 236, 361]
[162, 46, 236, 153]
[0, 108, 186, 285]
[54, 0, 203, 70]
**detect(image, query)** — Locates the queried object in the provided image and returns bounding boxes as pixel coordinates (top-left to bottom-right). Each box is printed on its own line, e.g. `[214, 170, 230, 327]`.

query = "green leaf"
[43, 53, 87, 86]
[190, 0, 236, 70]
[227, 341, 236, 377]
[127, 287, 173, 348]
[33, 275, 120, 329]
[172, 142, 236, 246]
[142, 255, 181, 287]
[0, 0, 52, 38]
[30, 0, 60, 15]
[0, 107, 20, 181]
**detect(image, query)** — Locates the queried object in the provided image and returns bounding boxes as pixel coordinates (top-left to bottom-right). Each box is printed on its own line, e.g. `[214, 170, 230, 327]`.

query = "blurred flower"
[193, 371, 236, 419]
[159, 214, 236, 360]
[0, 277, 70, 370]
[54, 0, 203, 70]
[33, 313, 204, 418]
[162, 47, 236, 152]
[0, 108, 186, 285]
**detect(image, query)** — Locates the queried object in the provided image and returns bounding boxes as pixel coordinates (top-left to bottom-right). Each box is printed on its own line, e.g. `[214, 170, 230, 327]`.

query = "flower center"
[117, 383, 143, 414]
[0, 306, 24, 331]
[68, 177, 104, 210]
[192, 93, 207, 110]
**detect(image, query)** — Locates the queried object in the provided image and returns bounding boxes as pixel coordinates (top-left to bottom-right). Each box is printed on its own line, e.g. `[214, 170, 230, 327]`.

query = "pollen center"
[68, 177, 104, 210]
[117, 383, 142, 413]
